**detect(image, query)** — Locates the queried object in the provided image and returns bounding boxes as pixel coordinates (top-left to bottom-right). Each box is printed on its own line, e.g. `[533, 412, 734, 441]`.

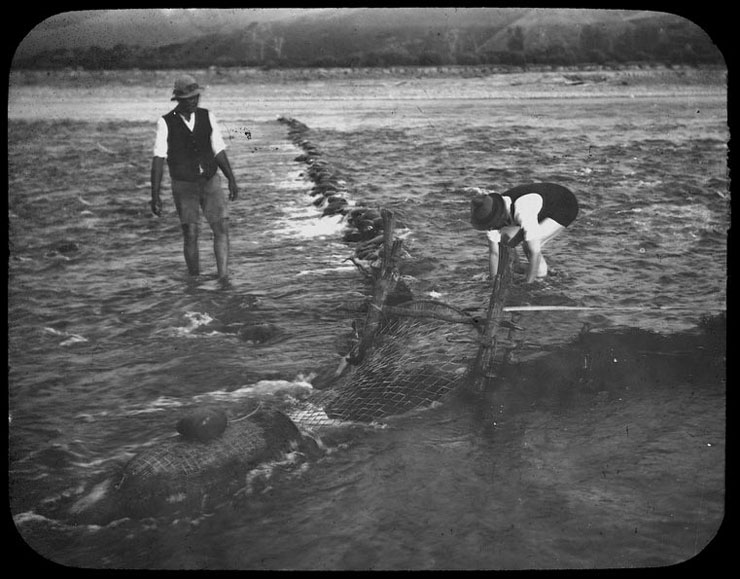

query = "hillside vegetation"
[13, 8, 724, 70]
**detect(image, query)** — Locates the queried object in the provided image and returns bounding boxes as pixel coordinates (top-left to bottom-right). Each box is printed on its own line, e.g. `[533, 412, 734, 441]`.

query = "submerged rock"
[56, 241, 81, 254]
[238, 322, 283, 344]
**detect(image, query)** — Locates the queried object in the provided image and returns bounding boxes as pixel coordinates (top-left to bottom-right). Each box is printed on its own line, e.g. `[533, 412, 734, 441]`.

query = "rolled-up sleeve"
[485, 229, 501, 244]
[513, 194, 544, 241]
[153, 117, 168, 158]
[209, 112, 227, 156]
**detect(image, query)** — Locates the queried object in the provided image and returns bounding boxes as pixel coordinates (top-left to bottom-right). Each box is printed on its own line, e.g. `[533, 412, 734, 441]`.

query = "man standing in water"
[150, 74, 239, 280]
[470, 182, 579, 283]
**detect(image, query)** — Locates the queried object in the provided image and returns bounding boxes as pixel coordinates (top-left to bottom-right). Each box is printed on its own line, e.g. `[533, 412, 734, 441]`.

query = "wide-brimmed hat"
[171, 74, 203, 101]
[470, 193, 507, 230]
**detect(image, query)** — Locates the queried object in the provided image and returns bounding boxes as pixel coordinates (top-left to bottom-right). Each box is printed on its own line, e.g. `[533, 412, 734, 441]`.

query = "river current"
[8, 66, 728, 569]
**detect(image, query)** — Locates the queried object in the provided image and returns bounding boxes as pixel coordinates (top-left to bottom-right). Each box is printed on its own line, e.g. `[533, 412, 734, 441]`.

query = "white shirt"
[485, 193, 544, 243]
[152, 110, 227, 158]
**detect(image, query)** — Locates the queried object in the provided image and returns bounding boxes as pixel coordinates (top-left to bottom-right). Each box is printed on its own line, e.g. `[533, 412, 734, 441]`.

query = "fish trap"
[288, 210, 515, 431]
[291, 302, 480, 430]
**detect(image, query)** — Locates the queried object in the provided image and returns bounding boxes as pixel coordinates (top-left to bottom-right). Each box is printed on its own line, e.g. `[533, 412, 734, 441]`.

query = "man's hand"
[151, 195, 162, 216]
[215, 151, 239, 202]
[228, 179, 239, 201]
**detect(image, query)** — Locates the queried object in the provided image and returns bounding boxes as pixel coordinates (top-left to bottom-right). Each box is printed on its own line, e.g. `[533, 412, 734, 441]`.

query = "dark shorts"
[171, 174, 228, 225]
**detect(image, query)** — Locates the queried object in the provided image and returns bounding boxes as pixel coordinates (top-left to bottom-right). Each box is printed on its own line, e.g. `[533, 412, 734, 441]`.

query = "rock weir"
[277, 115, 398, 268]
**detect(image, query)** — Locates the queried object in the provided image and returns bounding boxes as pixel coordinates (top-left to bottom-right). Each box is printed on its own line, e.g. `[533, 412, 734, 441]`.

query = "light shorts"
[171, 174, 228, 225]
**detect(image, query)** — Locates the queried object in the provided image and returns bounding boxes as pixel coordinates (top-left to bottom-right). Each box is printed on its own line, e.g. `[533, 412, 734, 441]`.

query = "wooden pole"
[469, 242, 513, 393]
[350, 209, 402, 365]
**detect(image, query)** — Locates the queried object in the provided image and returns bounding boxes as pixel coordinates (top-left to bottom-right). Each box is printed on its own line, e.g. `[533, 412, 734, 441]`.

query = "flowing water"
[8, 67, 727, 570]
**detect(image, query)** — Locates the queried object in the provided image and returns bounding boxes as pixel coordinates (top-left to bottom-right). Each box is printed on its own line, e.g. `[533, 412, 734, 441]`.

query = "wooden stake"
[350, 209, 402, 364]
[469, 242, 513, 393]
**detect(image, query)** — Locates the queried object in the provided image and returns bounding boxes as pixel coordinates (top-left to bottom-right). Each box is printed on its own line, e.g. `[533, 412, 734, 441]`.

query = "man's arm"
[150, 117, 169, 217]
[209, 112, 239, 201]
[215, 150, 239, 201]
[150, 156, 165, 216]
[501, 228, 541, 283]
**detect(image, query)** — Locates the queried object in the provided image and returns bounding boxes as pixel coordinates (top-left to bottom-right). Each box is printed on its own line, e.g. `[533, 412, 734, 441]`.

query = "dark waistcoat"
[164, 108, 218, 181]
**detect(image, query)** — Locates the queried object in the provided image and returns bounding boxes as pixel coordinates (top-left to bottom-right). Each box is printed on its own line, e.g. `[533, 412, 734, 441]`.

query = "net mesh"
[118, 410, 301, 484]
[267, 119, 515, 433]
[285, 217, 514, 432]
[117, 211, 512, 484]
[121, 418, 267, 482]
[288, 302, 480, 430]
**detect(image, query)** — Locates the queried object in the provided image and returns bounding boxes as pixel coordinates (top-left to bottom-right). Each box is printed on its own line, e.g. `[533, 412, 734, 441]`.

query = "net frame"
[288, 210, 515, 432]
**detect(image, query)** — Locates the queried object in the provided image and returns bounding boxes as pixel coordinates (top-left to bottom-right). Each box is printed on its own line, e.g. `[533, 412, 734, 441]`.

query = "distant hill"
[12, 8, 725, 70]
[12, 9, 320, 57]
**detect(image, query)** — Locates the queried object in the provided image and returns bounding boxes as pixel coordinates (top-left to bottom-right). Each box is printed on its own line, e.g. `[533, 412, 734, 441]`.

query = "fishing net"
[288, 300, 482, 430]
[285, 215, 515, 432]
[117, 409, 302, 485]
[121, 419, 267, 481]
[112, 211, 511, 497]
[116, 208, 510, 487]
[270, 118, 516, 432]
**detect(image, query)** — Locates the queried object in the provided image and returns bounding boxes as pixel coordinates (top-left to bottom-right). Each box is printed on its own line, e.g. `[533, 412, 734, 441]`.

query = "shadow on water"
[470, 312, 725, 432]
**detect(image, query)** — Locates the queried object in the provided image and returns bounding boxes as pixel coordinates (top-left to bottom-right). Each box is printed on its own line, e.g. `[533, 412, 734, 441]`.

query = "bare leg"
[181, 223, 200, 276]
[210, 218, 230, 280]
[536, 256, 549, 277]
[528, 219, 565, 277]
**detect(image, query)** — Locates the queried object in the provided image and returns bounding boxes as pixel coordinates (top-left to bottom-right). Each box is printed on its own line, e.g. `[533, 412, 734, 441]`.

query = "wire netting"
[120, 417, 268, 482]
[285, 235, 514, 432]
[118, 409, 302, 485]
[118, 211, 511, 484]
[286, 299, 485, 431]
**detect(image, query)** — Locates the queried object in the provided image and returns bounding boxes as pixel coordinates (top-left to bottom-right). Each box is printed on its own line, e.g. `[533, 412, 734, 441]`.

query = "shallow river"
[8, 67, 727, 569]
